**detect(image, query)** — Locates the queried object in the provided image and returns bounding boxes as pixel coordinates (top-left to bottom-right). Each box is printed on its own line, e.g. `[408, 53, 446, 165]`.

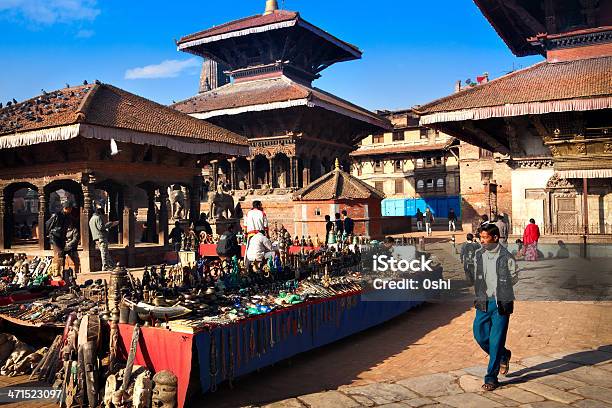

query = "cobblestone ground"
[255, 345, 612, 408]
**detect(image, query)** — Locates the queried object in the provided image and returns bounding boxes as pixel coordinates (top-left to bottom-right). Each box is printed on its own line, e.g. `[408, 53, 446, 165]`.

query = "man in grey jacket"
[89, 207, 117, 271]
[494, 213, 509, 247]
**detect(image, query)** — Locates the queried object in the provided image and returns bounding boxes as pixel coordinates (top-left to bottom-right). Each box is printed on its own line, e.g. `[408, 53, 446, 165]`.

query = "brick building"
[293, 160, 384, 240]
[350, 109, 460, 219]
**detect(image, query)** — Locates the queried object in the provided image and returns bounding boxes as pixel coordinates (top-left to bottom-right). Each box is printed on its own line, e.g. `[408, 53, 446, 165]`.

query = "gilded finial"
[335, 158, 340, 170]
[264, 0, 278, 15]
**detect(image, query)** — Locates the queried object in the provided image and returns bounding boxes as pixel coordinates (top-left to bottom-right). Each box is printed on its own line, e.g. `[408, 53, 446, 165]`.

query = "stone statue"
[208, 182, 235, 220]
[169, 188, 185, 220]
[152, 370, 178, 408]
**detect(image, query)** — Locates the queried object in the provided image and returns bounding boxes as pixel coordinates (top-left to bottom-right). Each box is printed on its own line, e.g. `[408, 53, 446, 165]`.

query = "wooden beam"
[461, 122, 510, 155]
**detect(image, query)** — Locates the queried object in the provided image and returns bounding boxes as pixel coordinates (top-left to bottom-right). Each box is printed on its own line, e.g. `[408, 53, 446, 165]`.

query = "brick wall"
[459, 142, 512, 232]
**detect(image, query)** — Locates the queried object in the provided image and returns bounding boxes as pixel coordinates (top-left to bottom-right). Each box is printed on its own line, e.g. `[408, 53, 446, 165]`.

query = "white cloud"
[124, 58, 201, 80]
[76, 29, 94, 38]
[0, 0, 100, 24]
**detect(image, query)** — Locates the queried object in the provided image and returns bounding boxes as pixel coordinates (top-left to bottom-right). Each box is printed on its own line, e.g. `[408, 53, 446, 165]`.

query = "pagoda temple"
[172, 0, 390, 231]
[416, 0, 612, 238]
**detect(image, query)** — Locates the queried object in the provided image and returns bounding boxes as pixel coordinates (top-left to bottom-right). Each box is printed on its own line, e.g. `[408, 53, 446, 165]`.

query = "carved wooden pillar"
[289, 156, 297, 188]
[302, 157, 311, 186]
[210, 160, 219, 189]
[247, 157, 255, 188]
[228, 157, 237, 190]
[122, 185, 136, 267]
[38, 193, 47, 250]
[0, 192, 5, 250]
[268, 156, 275, 188]
[190, 176, 202, 225]
[80, 182, 94, 273]
[158, 188, 169, 248]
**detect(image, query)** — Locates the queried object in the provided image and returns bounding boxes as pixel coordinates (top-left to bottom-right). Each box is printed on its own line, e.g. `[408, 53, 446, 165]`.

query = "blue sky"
[0, 0, 542, 111]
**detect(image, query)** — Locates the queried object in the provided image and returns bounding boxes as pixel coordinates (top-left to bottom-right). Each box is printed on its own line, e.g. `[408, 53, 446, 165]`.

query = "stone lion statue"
[208, 181, 235, 220]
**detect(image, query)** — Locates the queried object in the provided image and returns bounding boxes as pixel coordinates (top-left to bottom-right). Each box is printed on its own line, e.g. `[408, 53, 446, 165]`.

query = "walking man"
[473, 223, 517, 390]
[89, 206, 117, 271]
[448, 208, 457, 232]
[416, 208, 423, 232]
[342, 210, 354, 236]
[494, 213, 509, 247]
[425, 208, 435, 236]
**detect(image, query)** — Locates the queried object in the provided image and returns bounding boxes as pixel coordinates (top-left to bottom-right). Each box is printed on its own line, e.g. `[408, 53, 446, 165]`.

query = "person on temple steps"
[89, 206, 118, 271]
[472, 223, 518, 391]
[46, 201, 73, 276]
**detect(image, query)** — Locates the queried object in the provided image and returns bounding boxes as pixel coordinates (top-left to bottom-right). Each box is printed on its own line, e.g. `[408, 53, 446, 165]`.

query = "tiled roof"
[294, 163, 384, 201]
[350, 143, 451, 157]
[0, 83, 248, 146]
[172, 76, 390, 129]
[178, 10, 299, 44]
[417, 56, 612, 115]
[177, 10, 360, 55]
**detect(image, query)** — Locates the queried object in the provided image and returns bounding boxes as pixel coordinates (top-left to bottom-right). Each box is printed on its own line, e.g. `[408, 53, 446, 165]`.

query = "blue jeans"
[473, 299, 511, 384]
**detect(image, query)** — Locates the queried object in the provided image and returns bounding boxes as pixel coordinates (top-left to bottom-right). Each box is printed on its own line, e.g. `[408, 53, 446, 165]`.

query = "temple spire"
[335, 158, 340, 170]
[264, 0, 278, 15]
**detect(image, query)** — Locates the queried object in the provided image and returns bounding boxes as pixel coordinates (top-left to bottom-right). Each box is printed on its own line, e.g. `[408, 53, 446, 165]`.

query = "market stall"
[117, 290, 421, 408]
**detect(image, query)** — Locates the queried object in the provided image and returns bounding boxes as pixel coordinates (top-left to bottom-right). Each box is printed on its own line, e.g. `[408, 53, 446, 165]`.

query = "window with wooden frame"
[416, 180, 424, 191]
[395, 179, 404, 194]
[436, 178, 445, 190]
[426, 179, 434, 189]
[392, 131, 405, 142]
[373, 160, 383, 173]
[481, 170, 493, 181]
[420, 128, 430, 139]
[416, 158, 424, 168]
[394, 160, 402, 172]
[374, 181, 384, 192]
[372, 133, 384, 143]
[479, 148, 493, 158]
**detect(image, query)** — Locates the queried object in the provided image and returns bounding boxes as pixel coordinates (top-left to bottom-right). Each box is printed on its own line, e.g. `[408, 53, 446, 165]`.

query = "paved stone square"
[253, 346, 612, 408]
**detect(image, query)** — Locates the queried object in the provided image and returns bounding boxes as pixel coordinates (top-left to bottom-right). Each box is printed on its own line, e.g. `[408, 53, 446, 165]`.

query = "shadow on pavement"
[504, 345, 612, 384]
[192, 300, 473, 408]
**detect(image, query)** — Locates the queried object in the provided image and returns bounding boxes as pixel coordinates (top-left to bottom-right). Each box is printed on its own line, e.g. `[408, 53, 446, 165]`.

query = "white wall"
[511, 167, 554, 234]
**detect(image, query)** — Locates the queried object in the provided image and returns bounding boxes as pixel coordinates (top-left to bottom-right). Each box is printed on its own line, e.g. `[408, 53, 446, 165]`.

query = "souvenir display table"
[198, 244, 321, 257]
[117, 290, 421, 408]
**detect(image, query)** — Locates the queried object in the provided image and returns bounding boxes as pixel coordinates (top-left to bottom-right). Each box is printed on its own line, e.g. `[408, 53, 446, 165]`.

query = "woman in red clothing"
[522, 218, 540, 261]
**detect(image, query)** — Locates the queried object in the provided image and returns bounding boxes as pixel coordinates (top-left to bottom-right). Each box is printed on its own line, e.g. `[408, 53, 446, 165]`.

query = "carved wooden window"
[481, 171, 493, 181]
[420, 128, 430, 139]
[426, 179, 434, 189]
[374, 160, 383, 173]
[395, 179, 404, 194]
[416, 180, 424, 191]
[479, 148, 493, 158]
[372, 133, 384, 143]
[374, 181, 384, 192]
[394, 160, 402, 172]
[392, 131, 405, 142]
[436, 178, 445, 190]
[416, 158, 424, 168]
